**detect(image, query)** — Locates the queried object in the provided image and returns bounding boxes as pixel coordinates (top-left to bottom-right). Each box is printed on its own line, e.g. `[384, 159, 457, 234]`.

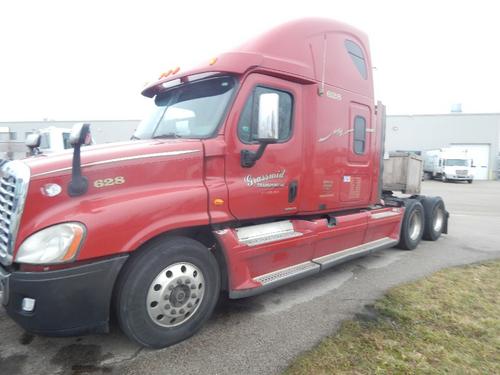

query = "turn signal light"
[213, 198, 224, 206]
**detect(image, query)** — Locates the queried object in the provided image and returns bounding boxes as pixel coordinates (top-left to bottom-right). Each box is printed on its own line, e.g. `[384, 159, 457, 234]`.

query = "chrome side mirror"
[70, 123, 92, 146]
[25, 133, 41, 148]
[256, 93, 280, 141]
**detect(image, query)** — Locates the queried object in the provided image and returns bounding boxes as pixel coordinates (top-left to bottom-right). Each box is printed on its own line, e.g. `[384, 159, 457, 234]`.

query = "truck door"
[225, 74, 303, 220]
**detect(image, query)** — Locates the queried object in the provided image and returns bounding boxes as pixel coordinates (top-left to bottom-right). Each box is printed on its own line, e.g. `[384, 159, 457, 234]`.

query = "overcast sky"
[1, 0, 499, 121]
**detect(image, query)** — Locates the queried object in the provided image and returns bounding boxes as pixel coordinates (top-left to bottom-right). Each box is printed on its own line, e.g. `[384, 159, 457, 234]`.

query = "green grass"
[285, 261, 500, 375]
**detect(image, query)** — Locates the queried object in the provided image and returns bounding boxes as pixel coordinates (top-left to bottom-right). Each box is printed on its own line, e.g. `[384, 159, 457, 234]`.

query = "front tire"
[467, 179, 473, 184]
[397, 199, 425, 250]
[115, 236, 220, 348]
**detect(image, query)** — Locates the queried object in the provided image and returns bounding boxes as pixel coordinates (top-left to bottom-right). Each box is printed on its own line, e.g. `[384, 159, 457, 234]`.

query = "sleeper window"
[345, 40, 368, 80]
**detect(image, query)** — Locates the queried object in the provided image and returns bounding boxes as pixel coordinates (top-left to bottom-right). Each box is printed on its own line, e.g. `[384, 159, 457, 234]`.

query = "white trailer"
[423, 148, 473, 183]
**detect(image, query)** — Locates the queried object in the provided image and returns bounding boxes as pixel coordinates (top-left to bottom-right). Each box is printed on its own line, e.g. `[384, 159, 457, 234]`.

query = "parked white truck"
[423, 148, 473, 183]
[29, 126, 72, 155]
[26, 126, 95, 156]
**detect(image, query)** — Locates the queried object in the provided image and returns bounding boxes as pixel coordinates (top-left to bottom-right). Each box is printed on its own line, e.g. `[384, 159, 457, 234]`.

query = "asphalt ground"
[1, 180, 499, 375]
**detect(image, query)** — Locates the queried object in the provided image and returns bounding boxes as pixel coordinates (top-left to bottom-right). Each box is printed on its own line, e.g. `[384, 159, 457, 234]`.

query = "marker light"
[159, 66, 181, 80]
[41, 183, 62, 197]
[209, 57, 217, 66]
[159, 69, 173, 79]
[213, 198, 224, 206]
[16, 223, 86, 264]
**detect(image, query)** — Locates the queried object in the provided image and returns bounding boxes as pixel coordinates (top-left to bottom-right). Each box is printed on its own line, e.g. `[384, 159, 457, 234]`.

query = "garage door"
[449, 144, 490, 180]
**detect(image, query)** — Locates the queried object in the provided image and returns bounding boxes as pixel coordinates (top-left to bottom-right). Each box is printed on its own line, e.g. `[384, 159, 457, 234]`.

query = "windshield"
[445, 159, 468, 167]
[133, 76, 236, 140]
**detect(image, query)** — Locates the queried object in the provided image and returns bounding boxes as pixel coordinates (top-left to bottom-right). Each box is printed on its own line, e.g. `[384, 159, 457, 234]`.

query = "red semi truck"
[0, 18, 448, 348]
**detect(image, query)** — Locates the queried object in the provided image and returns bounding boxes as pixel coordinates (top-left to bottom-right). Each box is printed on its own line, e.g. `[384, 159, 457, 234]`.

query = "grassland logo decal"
[244, 169, 286, 188]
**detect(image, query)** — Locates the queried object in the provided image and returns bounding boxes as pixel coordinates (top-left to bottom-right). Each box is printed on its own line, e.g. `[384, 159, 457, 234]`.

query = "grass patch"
[285, 261, 500, 374]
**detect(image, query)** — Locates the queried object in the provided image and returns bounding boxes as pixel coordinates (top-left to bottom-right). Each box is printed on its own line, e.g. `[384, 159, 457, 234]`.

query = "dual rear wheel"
[397, 196, 446, 250]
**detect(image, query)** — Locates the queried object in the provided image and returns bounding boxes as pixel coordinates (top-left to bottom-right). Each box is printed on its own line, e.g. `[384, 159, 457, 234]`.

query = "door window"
[63, 133, 72, 149]
[353, 116, 366, 155]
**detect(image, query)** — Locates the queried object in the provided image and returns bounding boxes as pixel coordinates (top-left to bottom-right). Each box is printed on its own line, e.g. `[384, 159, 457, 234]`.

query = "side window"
[353, 116, 366, 155]
[238, 86, 293, 143]
[39, 133, 50, 149]
[345, 40, 367, 80]
[62, 133, 72, 149]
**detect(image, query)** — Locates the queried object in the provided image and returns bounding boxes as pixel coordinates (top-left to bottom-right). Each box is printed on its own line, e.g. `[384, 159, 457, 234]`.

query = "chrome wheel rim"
[147, 262, 205, 328]
[409, 209, 423, 241]
[433, 207, 444, 233]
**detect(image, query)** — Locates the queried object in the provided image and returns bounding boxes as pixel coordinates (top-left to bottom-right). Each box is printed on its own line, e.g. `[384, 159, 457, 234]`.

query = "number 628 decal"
[93, 176, 126, 188]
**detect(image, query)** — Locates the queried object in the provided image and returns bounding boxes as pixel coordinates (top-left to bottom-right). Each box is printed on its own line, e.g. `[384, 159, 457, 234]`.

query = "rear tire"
[397, 199, 425, 250]
[467, 179, 473, 184]
[421, 197, 446, 241]
[115, 236, 220, 348]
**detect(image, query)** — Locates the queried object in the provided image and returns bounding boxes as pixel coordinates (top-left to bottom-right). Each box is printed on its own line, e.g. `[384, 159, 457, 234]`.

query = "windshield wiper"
[130, 135, 140, 140]
[153, 133, 182, 139]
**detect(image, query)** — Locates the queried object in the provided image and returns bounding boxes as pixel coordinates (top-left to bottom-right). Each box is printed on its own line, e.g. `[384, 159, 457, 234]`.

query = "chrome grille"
[0, 161, 30, 266]
[456, 170, 468, 175]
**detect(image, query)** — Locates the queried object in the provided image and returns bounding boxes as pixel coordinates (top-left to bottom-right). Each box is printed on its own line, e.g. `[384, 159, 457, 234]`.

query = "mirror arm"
[28, 146, 40, 156]
[68, 143, 89, 196]
[240, 140, 275, 168]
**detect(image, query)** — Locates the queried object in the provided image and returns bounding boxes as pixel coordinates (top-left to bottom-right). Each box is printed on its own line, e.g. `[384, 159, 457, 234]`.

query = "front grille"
[456, 170, 468, 175]
[0, 161, 30, 266]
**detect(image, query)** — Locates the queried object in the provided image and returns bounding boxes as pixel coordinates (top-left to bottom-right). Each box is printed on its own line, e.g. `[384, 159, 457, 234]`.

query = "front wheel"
[397, 199, 425, 250]
[115, 236, 220, 348]
[467, 179, 473, 184]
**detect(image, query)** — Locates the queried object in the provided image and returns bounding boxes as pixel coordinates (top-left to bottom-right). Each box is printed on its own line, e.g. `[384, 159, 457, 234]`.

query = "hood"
[23, 139, 204, 179]
[15, 138, 207, 261]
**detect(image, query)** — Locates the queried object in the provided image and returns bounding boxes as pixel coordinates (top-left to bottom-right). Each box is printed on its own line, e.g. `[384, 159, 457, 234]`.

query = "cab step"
[235, 220, 303, 247]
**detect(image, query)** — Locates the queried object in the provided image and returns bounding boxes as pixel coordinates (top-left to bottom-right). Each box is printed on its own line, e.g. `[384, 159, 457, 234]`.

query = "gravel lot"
[1, 180, 499, 375]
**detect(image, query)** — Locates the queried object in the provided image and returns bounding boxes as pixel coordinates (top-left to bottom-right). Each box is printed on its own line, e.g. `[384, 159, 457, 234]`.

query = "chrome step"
[254, 261, 320, 286]
[313, 237, 398, 269]
[236, 220, 303, 247]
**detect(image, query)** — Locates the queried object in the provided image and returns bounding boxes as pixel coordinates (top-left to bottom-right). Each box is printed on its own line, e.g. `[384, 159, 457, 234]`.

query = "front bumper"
[449, 175, 473, 180]
[0, 255, 127, 336]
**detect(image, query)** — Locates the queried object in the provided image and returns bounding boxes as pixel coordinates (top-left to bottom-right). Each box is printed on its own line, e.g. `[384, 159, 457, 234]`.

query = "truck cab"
[0, 18, 448, 348]
[36, 127, 72, 154]
[424, 148, 473, 183]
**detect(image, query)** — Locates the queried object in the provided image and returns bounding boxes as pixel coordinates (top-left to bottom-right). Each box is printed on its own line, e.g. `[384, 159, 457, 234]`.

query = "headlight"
[16, 223, 86, 264]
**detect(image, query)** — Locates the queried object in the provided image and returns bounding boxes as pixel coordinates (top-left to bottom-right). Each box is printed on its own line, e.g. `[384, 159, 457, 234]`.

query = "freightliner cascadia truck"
[0, 18, 448, 348]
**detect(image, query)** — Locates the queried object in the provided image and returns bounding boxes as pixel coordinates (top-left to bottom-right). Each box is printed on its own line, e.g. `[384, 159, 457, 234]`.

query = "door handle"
[288, 180, 298, 203]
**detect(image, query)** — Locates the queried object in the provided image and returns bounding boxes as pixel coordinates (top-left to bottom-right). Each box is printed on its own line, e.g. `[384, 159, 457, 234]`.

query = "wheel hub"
[170, 284, 190, 307]
[433, 208, 444, 232]
[147, 262, 205, 327]
[409, 209, 423, 241]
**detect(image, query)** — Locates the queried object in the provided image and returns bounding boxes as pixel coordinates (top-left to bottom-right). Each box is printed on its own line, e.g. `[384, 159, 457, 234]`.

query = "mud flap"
[442, 209, 450, 234]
